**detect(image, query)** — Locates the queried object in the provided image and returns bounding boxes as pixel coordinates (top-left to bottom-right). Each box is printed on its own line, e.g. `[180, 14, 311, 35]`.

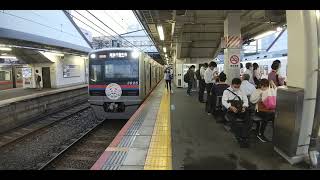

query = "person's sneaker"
[257, 134, 268, 143]
[207, 113, 212, 115]
[171, 90, 174, 94]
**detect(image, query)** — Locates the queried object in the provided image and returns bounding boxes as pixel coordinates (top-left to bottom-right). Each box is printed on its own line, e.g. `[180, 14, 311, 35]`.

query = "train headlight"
[131, 50, 140, 59]
[90, 53, 96, 59]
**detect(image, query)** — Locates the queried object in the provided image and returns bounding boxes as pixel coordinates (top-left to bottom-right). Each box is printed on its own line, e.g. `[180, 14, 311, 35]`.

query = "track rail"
[0, 101, 90, 149]
[37, 112, 106, 170]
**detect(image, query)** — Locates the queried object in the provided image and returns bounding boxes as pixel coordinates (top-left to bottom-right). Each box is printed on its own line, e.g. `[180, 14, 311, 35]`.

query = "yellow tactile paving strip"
[144, 89, 172, 170]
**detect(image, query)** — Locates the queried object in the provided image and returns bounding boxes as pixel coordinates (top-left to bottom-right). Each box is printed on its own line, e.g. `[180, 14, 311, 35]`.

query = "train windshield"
[89, 65, 103, 82]
[105, 59, 138, 79]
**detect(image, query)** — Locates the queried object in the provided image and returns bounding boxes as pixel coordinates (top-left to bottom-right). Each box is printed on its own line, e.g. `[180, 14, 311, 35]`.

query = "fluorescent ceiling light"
[254, 31, 275, 40]
[157, 25, 165, 41]
[276, 27, 283, 32]
[0, 55, 17, 59]
[0, 47, 12, 51]
[165, 54, 168, 58]
[54, 53, 64, 57]
[163, 47, 166, 53]
[131, 50, 140, 59]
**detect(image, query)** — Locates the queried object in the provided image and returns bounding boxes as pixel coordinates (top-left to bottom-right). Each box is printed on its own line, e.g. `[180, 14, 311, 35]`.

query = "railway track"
[0, 102, 102, 170]
[40, 119, 126, 170]
[0, 101, 90, 149]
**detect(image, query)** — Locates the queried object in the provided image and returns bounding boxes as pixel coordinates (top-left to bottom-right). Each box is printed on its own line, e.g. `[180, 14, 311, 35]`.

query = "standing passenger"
[253, 63, 261, 86]
[204, 61, 218, 115]
[244, 62, 255, 85]
[35, 70, 42, 91]
[186, 65, 196, 96]
[268, 62, 285, 86]
[198, 63, 208, 103]
[240, 63, 244, 77]
[164, 66, 173, 93]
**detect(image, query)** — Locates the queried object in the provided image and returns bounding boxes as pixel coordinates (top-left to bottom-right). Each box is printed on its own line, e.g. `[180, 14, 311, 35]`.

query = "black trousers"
[205, 83, 213, 113]
[198, 79, 206, 102]
[227, 111, 252, 139]
[187, 82, 192, 95]
[256, 111, 275, 136]
[165, 80, 172, 91]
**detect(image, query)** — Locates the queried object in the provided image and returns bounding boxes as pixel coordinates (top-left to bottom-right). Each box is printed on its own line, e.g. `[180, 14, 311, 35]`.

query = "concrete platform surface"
[0, 84, 87, 106]
[170, 86, 308, 170]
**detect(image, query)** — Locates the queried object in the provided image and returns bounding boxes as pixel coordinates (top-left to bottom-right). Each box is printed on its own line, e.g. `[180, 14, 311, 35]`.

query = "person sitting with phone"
[222, 78, 251, 148]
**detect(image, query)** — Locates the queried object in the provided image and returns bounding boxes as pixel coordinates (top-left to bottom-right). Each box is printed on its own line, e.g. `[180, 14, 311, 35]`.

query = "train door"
[144, 61, 147, 96]
[42, 67, 51, 88]
[0, 65, 13, 90]
[13, 66, 23, 88]
[149, 63, 152, 90]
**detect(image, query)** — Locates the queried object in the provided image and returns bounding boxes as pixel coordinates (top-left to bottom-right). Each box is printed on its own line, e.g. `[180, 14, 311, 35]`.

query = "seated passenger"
[250, 79, 277, 143]
[210, 72, 229, 115]
[222, 78, 250, 148]
[240, 74, 256, 97]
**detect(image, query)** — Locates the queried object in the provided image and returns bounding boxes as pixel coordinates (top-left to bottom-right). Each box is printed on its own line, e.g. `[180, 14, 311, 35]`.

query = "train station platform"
[0, 84, 88, 134]
[0, 84, 87, 106]
[91, 82, 308, 170]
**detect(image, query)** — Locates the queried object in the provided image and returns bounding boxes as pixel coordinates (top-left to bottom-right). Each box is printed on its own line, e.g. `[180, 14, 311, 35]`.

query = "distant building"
[91, 24, 158, 53]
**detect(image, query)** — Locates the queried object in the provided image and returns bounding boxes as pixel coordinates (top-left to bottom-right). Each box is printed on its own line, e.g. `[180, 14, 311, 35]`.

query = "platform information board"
[63, 65, 80, 78]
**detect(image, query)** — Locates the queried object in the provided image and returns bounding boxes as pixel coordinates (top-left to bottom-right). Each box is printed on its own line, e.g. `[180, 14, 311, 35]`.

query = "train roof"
[89, 47, 138, 54]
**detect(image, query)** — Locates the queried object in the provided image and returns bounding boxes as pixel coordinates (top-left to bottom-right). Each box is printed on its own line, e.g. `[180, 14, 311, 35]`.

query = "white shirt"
[204, 67, 217, 84]
[240, 68, 244, 76]
[222, 87, 249, 109]
[253, 69, 261, 80]
[240, 80, 256, 96]
[250, 89, 263, 104]
[164, 68, 173, 80]
[244, 69, 255, 84]
[200, 66, 206, 79]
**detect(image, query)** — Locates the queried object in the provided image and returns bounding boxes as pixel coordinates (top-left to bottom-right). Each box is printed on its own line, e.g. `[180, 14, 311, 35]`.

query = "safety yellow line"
[144, 88, 172, 170]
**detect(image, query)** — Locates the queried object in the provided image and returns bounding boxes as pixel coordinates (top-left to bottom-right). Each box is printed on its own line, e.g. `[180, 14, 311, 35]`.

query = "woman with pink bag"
[250, 79, 277, 143]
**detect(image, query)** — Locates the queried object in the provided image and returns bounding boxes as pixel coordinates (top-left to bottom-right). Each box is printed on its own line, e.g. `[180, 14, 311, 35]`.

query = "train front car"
[88, 48, 141, 120]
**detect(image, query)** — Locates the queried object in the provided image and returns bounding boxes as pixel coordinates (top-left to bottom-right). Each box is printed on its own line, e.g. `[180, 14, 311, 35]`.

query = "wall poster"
[63, 65, 80, 78]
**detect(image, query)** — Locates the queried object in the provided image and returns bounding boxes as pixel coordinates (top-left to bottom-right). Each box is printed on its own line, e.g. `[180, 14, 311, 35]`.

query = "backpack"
[195, 69, 201, 80]
[184, 72, 190, 83]
[37, 75, 41, 82]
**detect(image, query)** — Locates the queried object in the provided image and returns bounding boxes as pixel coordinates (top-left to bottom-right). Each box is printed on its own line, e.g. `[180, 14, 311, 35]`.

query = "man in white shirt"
[222, 78, 250, 148]
[198, 63, 208, 103]
[204, 61, 218, 114]
[240, 74, 256, 97]
[244, 62, 255, 85]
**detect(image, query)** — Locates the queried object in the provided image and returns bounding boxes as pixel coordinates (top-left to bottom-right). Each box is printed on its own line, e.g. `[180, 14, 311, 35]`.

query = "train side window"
[0, 70, 11, 81]
[89, 65, 102, 82]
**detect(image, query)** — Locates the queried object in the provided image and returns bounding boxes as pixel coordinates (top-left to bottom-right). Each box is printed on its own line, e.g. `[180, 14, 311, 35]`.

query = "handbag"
[226, 89, 243, 112]
[261, 85, 277, 110]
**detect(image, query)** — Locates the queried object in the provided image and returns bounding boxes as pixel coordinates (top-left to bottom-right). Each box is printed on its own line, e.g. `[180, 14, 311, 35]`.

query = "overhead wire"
[66, 11, 116, 49]
[85, 10, 144, 52]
